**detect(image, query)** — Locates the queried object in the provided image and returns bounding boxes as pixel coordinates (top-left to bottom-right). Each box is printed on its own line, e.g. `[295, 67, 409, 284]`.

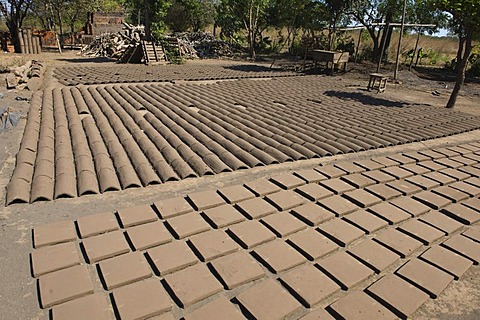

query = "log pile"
[80, 23, 144, 59]
[176, 32, 234, 59]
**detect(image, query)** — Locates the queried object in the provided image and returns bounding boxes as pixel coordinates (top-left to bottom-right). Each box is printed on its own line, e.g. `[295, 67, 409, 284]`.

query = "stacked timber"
[18, 28, 42, 54]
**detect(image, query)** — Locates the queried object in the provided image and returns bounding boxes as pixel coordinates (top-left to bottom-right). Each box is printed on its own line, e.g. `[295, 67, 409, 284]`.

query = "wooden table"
[310, 50, 349, 74]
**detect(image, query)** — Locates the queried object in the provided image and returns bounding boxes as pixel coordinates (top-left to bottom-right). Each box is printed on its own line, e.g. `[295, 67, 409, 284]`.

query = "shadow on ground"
[56, 57, 116, 64]
[324, 90, 410, 108]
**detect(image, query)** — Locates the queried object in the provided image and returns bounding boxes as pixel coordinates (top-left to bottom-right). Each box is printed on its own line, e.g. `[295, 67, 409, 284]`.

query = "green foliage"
[165, 0, 216, 32]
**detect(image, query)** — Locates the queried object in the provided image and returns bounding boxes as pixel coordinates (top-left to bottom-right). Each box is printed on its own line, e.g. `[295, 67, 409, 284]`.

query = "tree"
[121, 0, 172, 38]
[165, 0, 216, 32]
[0, 0, 34, 52]
[325, 0, 351, 50]
[430, 0, 480, 108]
[217, 0, 271, 58]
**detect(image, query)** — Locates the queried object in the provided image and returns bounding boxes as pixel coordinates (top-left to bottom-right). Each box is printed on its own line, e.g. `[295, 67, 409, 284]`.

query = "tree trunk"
[447, 31, 473, 109]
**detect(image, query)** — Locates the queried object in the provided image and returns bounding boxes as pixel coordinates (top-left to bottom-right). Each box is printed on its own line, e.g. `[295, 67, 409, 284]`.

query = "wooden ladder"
[142, 41, 162, 65]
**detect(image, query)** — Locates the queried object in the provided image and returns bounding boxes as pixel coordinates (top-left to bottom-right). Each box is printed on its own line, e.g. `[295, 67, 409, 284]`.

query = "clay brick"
[343, 189, 382, 208]
[98, 251, 152, 290]
[452, 155, 477, 166]
[354, 159, 385, 171]
[147, 241, 198, 275]
[236, 279, 303, 320]
[201, 204, 246, 228]
[117, 205, 158, 228]
[405, 175, 440, 190]
[31, 242, 81, 277]
[435, 158, 464, 169]
[51, 293, 113, 320]
[317, 251, 374, 289]
[341, 173, 376, 188]
[386, 180, 423, 196]
[320, 178, 356, 194]
[389, 197, 430, 217]
[210, 250, 265, 289]
[320, 195, 359, 216]
[381, 166, 414, 179]
[38, 265, 94, 308]
[164, 263, 223, 307]
[372, 156, 401, 167]
[463, 225, 480, 242]
[361, 171, 396, 186]
[463, 197, 480, 212]
[417, 160, 447, 172]
[291, 203, 335, 226]
[228, 220, 276, 249]
[153, 197, 194, 219]
[418, 211, 463, 235]
[329, 290, 397, 320]
[265, 190, 306, 211]
[189, 230, 239, 262]
[335, 162, 365, 174]
[365, 184, 402, 201]
[412, 191, 452, 209]
[82, 230, 130, 263]
[187, 190, 225, 211]
[348, 239, 400, 273]
[397, 219, 445, 245]
[343, 210, 389, 234]
[261, 212, 306, 237]
[442, 234, 480, 264]
[34, 220, 77, 249]
[315, 165, 347, 178]
[374, 228, 423, 258]
[270, 173, 306, 189]
[126, 221, 172, 251]
[244, 179, 282, 196]
[317, 218, 364, 246]
[446, 146, 471, 155]
[401, 163, 431, 175]
[294, 169, 328, 183]
[465, 177, 480, 188]
[112, 278, 172, 319]
[438, 168, 470, 181]
[165, 212, 211, 239]
[441, 203, 480, 225]
[418, 149, 446, 159]
[299, 308, 335, 320]
[450, 181, 480, 196]
[422, 171, 456, 186]
[76, 212, 119, 239]
[433, 147, 460, 158]
[387, 154, 416, 165]
[458, 167, 480, 178]
[395, 258, 454, 298]
[295, 184, 334, 201]
[403, 152, 431, 162]
[368, 202, 411, 224]
[420, 245, 473, 280]
[366, 274, 429, 319]
[432, 186, 470, 203]
[280, 264, 340, 307]
[183, 297, 244, 320]
[217, 185, 255, 204]
[287, 229, 338, 261]
[253, 240, 306, 273]
[235, 197, 278, 219]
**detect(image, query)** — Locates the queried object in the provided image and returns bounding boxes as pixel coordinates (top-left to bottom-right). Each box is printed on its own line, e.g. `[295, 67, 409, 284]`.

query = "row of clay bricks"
[30, 155, 480, 319]
[53, 64, 300, 86]
[6, 76, 480, 205]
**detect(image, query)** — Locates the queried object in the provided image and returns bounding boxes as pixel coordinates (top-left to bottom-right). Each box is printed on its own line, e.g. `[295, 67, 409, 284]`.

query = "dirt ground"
[0, 51, 479, 319]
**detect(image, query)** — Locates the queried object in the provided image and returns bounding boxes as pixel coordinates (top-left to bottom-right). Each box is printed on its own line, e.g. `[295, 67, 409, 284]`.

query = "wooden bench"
[368, 73, 388, 93]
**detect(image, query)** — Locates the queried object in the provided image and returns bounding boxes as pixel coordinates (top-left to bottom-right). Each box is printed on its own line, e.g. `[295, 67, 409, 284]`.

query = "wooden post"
[23, 29, 30, 54]
[27, 29, 34, 54]
[355, 29, 362, 63]
[394, 0, 408, 80]
[377, 23, 390, 72]
[409, 28, 421, 71]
